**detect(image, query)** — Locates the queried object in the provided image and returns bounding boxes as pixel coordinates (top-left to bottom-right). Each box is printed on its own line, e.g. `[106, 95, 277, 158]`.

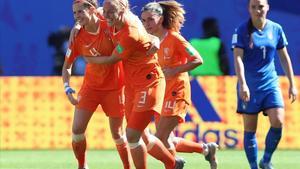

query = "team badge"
[116, 44, 124, 54]
[268, 32, 273, 40]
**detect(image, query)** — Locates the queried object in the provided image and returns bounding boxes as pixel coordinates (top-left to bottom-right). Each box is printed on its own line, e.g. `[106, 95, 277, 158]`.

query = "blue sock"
[263, 127, 282, 163]
[244, 131, 258, 169]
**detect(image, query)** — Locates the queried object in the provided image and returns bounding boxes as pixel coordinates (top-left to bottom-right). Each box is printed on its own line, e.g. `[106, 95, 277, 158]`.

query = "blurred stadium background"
[0, 0, 299, 169]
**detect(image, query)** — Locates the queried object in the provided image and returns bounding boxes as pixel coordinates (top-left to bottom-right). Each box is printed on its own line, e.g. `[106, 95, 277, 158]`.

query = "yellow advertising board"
[0, 76, 299, 149]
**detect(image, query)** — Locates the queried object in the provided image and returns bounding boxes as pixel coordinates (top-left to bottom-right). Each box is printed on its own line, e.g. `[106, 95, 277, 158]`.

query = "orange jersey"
[110, 14, 163, 88]
[158, 30, 200, 105]
[66, 16, 124, 90]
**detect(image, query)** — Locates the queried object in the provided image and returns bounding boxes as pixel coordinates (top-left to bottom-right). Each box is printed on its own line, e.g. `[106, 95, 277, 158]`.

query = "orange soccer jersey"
[111, 14, 164, 88]
[66, 15, 123, 91]
[158, 30, 200, 120]
[110, 14, 165, 129]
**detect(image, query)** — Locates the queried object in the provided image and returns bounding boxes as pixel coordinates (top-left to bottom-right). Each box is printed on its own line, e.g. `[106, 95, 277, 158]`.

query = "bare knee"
[155, 131, 168, 144]
[126, 128, 142, 143]
[72, 126, 86, 135]
[111, 131, 122, 140]
[266, 108, 284, 128]
[72, 109, 93, 134]
[270, 118, 283, 128]
[243, 114, 258, 132]
[109, 117, 124, 140]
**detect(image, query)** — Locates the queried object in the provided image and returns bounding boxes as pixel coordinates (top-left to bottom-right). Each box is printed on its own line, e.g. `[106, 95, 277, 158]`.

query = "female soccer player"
[62, 0, 130, 168]
[232, 0, 297, 168]
[83, 0, 185, 168]
[141, 1, 218, 169]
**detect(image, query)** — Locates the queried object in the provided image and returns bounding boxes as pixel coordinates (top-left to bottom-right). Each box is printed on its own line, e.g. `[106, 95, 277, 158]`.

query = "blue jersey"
[232, 19, 288, 92]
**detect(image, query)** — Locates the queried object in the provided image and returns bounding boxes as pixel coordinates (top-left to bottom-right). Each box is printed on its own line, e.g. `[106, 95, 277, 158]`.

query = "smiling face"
[141, 11, 162, 35]
[102, 0, 123, 27]
[248, 0, 269, 22]
[72, 2, 92, 26]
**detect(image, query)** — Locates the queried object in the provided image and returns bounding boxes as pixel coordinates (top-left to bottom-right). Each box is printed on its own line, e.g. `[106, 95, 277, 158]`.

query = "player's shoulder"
[126, 12, 141, 29]
[235, 21, 248, 34]
[72, 28, 85, 44]
[168, 30, 186, 42]
[126, 14, 148, 40]
[169, 30, 180, 37]
[266, 19, 283, 30]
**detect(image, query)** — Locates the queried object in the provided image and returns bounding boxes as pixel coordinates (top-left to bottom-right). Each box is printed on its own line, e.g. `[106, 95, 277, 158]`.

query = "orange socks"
[168, 148, 176, 156]
[128, 141, 147, 169]
[72, 139, 87, 169]
[174, 137, 204, 154]
[116, 141, 131, 169]
[147, 136, 175, 169]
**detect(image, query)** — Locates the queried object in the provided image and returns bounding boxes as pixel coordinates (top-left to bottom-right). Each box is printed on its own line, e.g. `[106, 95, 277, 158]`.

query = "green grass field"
[1, 150, 299, 169]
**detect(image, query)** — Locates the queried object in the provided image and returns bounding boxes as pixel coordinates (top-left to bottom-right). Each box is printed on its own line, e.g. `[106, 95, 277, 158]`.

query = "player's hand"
[69, 22, 81, 45]
[146, 36, 160, 56]
[163, 67, 179, 79]
[289, 86, 297, 103]
[64, 84, 78, 105]
[67, 93, 79, 105]
[239, 84, 250, 102]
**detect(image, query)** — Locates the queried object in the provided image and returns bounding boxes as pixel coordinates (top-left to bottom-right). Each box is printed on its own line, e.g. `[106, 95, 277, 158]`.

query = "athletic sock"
[244, 131, 258, 169]
[263, 127, 282, 163]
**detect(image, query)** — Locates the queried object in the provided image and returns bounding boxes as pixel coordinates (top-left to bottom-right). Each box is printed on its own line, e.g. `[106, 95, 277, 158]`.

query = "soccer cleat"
[259, 159, 274, 169]
[174, 156, 186, 169]
[204, 142, 219, 169]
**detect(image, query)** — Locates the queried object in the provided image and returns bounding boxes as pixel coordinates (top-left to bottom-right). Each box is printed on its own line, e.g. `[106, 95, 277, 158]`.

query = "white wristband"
[65, 86, 72, 93]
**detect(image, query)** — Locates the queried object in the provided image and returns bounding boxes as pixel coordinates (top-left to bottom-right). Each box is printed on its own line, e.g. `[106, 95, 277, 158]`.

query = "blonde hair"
[142, 1, 185, 32]
[104, 0, 130, 11]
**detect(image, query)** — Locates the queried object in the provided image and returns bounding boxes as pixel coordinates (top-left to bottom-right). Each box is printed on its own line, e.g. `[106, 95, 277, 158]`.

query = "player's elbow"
[195, 57, 203, 66]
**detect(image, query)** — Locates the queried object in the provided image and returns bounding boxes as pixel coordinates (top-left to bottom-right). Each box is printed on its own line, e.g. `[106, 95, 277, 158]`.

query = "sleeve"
[276, 25, 288, 49]
[174, 34, 200, 62]
[231, 26, 245, 49]
[65, 40, 80, 64]
[112, 34, 135, 60]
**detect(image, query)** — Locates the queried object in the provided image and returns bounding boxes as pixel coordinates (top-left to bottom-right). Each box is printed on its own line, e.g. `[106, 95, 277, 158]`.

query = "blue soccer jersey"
[232, 19, 288, 91]
[232, 19, 287, 114]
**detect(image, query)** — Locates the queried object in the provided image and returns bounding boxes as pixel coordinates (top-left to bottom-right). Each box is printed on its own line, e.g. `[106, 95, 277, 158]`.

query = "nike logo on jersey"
[84, 42, 93, 48]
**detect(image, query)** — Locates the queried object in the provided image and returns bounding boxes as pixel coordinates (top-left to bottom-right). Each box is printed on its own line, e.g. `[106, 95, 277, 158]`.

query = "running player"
[141, 1, 218, 169]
